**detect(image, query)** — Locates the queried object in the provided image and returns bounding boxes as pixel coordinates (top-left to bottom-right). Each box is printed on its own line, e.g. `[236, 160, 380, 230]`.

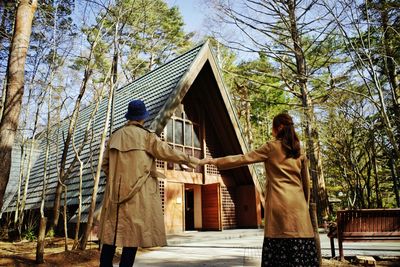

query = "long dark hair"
[273, 113, 301, 158]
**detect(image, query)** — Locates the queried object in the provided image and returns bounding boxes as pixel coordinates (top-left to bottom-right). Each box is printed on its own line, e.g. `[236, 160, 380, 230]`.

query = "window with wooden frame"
[163, 105, 202, 173]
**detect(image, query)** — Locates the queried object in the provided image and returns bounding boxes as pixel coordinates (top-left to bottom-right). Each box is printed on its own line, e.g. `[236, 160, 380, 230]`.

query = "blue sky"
[166, 0, 207, 35]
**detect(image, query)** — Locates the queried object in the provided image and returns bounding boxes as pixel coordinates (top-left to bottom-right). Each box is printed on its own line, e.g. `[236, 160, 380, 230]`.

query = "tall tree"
[50, 17, 107, 231]
[0, 0, 37, 211]
[102, 0, 193, 82]
[208, 0, 336, 219]
[322, 87, 398, 209]
[322, 0, 400, 206]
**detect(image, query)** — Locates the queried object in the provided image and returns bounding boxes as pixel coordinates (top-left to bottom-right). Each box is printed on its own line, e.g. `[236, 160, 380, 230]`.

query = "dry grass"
[0, 237, 100, 266]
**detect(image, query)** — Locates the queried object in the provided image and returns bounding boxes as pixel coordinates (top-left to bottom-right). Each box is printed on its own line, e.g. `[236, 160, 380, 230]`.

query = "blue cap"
[125, 100, 149, 121]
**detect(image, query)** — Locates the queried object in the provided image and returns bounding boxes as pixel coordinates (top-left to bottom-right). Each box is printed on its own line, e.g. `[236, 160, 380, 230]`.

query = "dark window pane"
[175, 120, 184, 145]
[185, 123, 192, 146]
[193, 125, 201, 148]
[193, 149, 201, 159]
[167, 120, 173, 143]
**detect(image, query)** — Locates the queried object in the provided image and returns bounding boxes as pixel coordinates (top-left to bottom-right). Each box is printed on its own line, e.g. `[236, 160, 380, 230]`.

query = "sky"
[165, 0, 208, 37]
[165, 0, 257, 61]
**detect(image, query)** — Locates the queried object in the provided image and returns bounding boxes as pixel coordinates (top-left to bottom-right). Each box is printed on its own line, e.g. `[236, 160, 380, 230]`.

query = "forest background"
[0, 0, 399, 254]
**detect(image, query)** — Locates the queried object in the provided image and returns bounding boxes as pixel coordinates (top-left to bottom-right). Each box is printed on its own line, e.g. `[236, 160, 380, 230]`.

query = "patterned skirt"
[261, 237, 319, 267]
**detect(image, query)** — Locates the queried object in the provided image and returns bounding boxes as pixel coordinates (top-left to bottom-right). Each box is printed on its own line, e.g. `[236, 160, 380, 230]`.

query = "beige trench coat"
[213, 140, 314, 238]
[98, 121, 200, 247]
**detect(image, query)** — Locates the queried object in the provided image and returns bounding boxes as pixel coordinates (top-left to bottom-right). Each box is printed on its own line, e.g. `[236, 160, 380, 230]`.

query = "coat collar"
[126, 120, 144, 128]
[125, 120, 152, 133]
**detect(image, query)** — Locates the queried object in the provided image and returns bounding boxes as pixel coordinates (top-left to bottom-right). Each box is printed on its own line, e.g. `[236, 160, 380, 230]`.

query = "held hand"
[199, 158, 216, 165]
[198, 158, 209, 165]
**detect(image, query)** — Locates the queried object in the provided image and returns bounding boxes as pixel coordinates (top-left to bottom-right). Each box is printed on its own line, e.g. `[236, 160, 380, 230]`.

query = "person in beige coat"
[201, 113, 319, 267]
[98, 100, 200, 267]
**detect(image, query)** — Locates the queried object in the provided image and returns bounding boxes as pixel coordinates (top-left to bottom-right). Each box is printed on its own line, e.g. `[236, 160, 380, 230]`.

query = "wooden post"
[310, 203, 322, 266]
[338, 211, 344, 261]
[338, 236, 344, 261]
[36, 217, 47, 263]
[329, 236, 336, 258]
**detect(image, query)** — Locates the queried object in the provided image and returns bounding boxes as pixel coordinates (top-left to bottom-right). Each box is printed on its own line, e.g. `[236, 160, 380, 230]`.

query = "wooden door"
[201, 183, 221, 230]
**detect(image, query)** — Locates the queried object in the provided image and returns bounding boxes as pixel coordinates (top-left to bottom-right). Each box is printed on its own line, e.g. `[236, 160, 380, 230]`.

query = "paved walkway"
[122, 229, 400, 266]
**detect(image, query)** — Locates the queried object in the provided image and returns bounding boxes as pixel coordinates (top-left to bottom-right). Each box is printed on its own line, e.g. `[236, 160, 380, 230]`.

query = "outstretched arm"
[148, 133, 200, 167]
[205, 142, 272, 170]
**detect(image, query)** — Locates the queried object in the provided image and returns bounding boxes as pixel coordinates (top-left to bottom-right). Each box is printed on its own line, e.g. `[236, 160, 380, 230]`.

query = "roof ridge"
[116, 42, 206, 93]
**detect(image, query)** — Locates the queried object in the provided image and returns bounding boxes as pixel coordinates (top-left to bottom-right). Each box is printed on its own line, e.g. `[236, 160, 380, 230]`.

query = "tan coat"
[213, 140, 314, 238]
[98, 121, 200, 247]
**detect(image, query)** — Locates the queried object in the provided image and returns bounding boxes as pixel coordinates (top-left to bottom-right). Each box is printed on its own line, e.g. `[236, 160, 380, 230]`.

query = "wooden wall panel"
[165, 182, 184, 233]
[236, 185, 259, 228]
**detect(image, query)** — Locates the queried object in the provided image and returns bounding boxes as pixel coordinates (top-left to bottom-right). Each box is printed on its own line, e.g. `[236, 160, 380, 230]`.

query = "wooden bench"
[327, 208, 400, 260]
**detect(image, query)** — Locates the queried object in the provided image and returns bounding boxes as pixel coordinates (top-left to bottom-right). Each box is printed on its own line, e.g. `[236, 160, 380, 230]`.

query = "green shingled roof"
[4, 42, 206, 220]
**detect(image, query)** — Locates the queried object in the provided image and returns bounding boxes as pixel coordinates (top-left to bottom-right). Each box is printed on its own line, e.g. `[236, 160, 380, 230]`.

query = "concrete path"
[121, 229, 400, 267]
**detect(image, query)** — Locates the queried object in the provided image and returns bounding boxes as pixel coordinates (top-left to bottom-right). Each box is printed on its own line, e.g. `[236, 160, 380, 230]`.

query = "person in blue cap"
[98, 99, 201, 267]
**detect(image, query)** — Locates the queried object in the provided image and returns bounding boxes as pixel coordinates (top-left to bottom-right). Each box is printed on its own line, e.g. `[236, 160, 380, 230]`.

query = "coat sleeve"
[147, 133, 200, 168]
[213, 142, 272, 170]
[101, 140, 110, 177]
[300, 154, 310, 205]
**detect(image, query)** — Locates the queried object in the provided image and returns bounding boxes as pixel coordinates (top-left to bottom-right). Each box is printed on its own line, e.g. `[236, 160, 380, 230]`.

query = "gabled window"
[162, 105, 202, 173]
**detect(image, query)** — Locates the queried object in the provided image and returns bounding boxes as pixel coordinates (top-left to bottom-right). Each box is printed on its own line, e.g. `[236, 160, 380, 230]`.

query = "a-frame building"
[3, 41, 264, 234]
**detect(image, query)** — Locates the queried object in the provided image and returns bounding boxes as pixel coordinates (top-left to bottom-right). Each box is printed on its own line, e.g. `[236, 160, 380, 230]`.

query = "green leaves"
[87, 0, 192, 80]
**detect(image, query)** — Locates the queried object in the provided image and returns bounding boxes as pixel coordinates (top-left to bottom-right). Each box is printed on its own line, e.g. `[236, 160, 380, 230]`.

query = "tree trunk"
[51, 90, 84, 230]
[63, 184, 68, 251]
[71, 98, 101, 249]
[72, 149, 83, 250]
[287, 0, 329, 220]
[50, 18, 108, 230]
[109, 37, 119, 135]
[389, 157, 400, 207]
[366, 155, 372, 209]
[35, 77, 54, 261]
[371, 138, 382, 208]
[14, 143, 25, 224]
[0, 79, 6, 120]
[380, 0, 400, 179]
[35, 217, 47, 264]
[380, 0, 399, 107]
[309, 203, 322, 266]
[80, 21, 120, 249]
[0, 0, 37, 211]
[80, 83, 115, 250]
[17, 89, 44, 228]
[18, 139, 36, 224]
[243, 86, 253, 148]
